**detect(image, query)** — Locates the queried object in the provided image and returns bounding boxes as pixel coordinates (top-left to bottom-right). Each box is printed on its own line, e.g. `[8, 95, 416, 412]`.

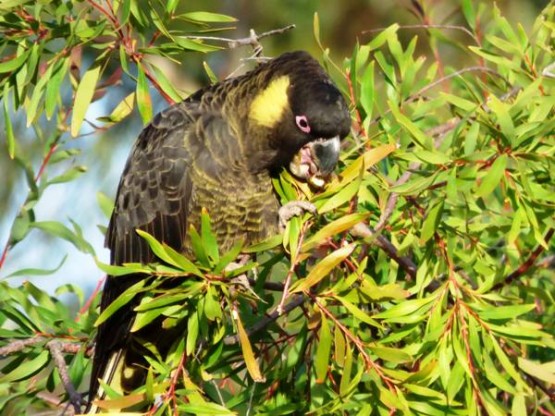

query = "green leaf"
[235, 310, 265, 382]
[389, 101, 431, 148]
[0, 47, 30, 73]
[200, 208, 219, 264]
[440, 92, 478, 112]
[48, 165, 87, 185]
[476, 154, 507, 198]
[204, 285, 222, 321]
[360, 62, 375, 118]
[45, 58, 69, 118]
[413, 150, 451, 165]
[243, 234, 282, 253]
[97, 192, 114, 219]
[333, 144, 396, 191]
[120, 0, 131, 24]
[173, 37, 221, 53]
[97, 92, 135, 123]
[131, 306, 166, 332]
[136, 65, 153, 124]
[149, 64, 184, 103]
[0, 350, 49, 383]
[476, 304, 536, 320]
[186, 309, 199, 356]
[7, 255, 66, 278]
[95, 279, 146, 326]
[214, 241, 243, 274]
[95, 258, 150, 276]
[202, 61, 218, 84]
[302, 213, 369, 252]
[483, 347, 517, 394]
[3, 84, 15, 159]
[366, 24, 399, 51]
[31, 221, 95, 254]
[489, 334, 528, 389]
[420, 200, 444, 243]
[314, 313, 332, 383]
[518, 358, 555, 384]
[488, 95, 516, 143]
[180, 11, 237, 23]
[136, 229, 202, 276]
[179, 403, 236, 415]
[335, 296, 381, 328]
[71, 64, 101, 136]
[373, 297, 434, 320]
[316, 179, 360, 214]
[189, 225, 209, 267]
[290, 244, 355, 293]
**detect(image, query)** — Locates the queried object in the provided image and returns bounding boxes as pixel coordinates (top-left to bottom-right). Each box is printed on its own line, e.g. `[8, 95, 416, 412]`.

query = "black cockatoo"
[88, 50, 351, 411]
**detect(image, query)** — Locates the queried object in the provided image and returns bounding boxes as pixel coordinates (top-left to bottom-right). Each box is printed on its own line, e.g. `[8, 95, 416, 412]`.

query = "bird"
[87, 50, 351, 412]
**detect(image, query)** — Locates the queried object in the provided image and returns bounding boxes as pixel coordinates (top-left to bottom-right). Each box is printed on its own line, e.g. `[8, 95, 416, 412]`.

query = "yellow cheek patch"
[249, 76, 290, 128]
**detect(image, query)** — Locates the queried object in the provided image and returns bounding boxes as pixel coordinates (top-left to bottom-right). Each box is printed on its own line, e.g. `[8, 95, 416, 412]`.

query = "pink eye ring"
[295, 115, 311, 134]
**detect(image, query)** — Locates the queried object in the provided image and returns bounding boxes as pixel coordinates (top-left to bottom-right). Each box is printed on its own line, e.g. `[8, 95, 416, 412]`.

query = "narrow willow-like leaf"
[136, 65, 153, 124]
[291, 244, 354, 293]
[235, 311, 265, 382]
[0, 350, 49, 383]
[71, 64, 101, 136]
[314, 313, 332, 383]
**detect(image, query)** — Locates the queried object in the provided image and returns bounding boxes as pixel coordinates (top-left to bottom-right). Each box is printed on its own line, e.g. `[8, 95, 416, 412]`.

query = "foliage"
[1, 0, 554, 415]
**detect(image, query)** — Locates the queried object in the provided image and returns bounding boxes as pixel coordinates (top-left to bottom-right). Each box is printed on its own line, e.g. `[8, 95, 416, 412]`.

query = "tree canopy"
[0, 1, 554, 415]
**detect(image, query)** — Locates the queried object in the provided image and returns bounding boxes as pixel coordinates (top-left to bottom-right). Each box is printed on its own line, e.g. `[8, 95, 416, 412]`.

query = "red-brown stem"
[491, 228, 555, 291]
[345, 68, 367, 140]
[76, 275, 105, 320]
[35, 143, 58, 182]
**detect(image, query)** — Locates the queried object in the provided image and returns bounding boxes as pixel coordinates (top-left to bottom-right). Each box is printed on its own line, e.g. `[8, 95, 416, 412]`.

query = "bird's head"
[247, 51, 351, 185]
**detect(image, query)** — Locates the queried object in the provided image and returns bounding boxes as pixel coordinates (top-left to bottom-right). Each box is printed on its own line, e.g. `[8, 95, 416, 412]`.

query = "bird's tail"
[86, 346, 147, 414]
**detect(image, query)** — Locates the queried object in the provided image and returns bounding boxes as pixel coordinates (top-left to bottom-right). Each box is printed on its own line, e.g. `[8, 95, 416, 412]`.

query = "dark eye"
[295, 115, 311, 134]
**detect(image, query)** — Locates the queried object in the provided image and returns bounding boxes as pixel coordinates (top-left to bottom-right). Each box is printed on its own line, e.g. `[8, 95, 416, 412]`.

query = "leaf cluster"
[0, 1, 554, 415]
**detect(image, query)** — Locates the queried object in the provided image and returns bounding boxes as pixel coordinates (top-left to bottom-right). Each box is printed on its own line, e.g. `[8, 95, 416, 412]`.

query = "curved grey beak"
[289, 136, 341, 187]
[311, 136, 341, 176]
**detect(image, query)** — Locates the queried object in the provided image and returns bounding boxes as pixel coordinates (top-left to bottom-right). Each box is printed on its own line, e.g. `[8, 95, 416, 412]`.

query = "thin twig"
[0, 336, 46, 357]
[223, 294, 304, 345]
[187, 25, 296, 51]
[47, 340, 84, 414]
[491, 228, 555, 291]
[351, 223, 418, 279]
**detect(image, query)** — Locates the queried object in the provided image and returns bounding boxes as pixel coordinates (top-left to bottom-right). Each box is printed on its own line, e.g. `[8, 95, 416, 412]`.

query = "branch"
[0, 336, 46, 357]
[351, 223, 418, 279]
[187, 25, 296, 55]
[491, 228, 555, 292]
[223, 294, 304, 345]
[47, 341, 85, 414]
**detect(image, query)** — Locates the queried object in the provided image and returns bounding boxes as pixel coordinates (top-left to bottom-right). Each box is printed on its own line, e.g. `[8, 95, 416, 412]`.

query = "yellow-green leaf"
[420, 200, 444, 243]
[476, 154, 507, 197]
[315, 313, 332, 383]
[136, 65, 152, 124]
[235, 311, 265, 382]
[335, 144, 396, 190]
[71, 64, 101, 136]
[518, 357, 555, 384]
[180, 11, 237, 22]
[291, 244, 355, 293]
[3, 84, 15, 158]
[302, 212, 369, 252]
[98, 92, 135, 123]
[0, 350, 49, 383]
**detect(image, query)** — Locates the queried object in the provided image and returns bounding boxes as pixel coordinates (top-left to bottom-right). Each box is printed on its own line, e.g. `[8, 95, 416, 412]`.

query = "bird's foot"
[226, 255, 263, 301]
[279, 200, 317, 230]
